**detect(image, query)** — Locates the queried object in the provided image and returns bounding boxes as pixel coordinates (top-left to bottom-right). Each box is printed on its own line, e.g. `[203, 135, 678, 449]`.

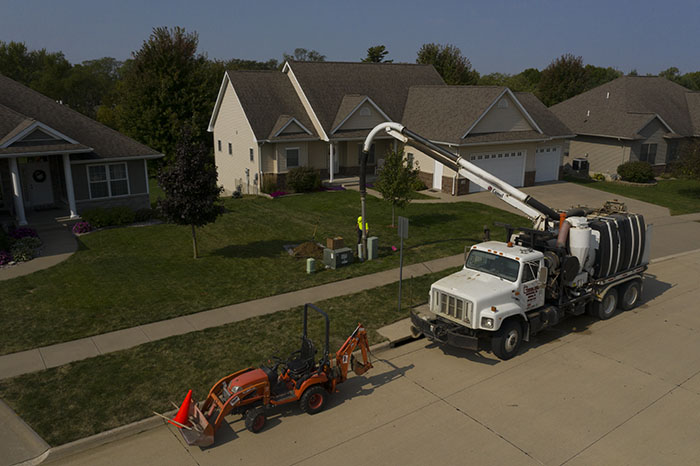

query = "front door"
[22, 159, 54, 208]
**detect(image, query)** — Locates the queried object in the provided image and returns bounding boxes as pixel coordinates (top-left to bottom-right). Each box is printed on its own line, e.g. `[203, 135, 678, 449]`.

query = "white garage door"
[468, 149, 525, 193]
[535, 146, 561, 183]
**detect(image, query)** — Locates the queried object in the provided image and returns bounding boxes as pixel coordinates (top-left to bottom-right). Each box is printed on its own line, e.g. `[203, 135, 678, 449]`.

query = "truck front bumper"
[410, 310, 478, 351]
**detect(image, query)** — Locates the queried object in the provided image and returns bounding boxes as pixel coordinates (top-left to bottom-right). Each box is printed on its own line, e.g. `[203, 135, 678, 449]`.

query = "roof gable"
[270, 115, 313, 138]
[331, 96, 390, 133]
[469, 92, 536, 135]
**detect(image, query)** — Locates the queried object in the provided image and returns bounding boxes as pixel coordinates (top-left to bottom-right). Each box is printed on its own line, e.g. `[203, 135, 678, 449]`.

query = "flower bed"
[0, 227, 42, 266]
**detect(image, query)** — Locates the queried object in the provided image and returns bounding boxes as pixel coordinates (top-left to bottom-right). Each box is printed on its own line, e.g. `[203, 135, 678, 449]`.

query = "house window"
[218, 140, 222, 152]
[88, 163, 129, 199]
[407, 152, 414, 167]
[358, 144, 375, 164]
[228, 143, 232, 155]
[250, 148, 254, 162]
[640, 143, 657, 164]
[286, 148, 299, 169]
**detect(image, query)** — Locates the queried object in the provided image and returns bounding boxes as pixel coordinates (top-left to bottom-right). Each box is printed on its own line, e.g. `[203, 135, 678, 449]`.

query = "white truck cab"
[429, 242, 546, 334]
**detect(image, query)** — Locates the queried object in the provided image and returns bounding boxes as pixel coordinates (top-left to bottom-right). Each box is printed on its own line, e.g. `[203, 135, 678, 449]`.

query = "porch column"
[62, 153, 79, 219]
[329, 143, 335, 183]
[9, 157, 27, 225]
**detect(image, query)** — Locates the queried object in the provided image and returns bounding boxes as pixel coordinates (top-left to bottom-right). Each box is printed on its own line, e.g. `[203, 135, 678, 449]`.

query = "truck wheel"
[244, 406, 267, 433]
[619, 280, 641, 311]
[491, 319, 523, 361]
[595, 288, 619, 320]
[300, 386, 327, 415]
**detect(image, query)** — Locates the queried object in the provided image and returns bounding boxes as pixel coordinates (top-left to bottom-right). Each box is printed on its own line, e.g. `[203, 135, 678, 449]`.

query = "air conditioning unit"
[572, 158, 589, 171]
[323, 247, 354, 269]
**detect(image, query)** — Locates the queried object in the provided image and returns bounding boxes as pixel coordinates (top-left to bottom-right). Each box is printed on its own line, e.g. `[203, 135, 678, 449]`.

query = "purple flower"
[0, 250, 12, 265]
[9, 227, 38, 240]
[72, 221, 92, 235]
[270, 190, 289, 198]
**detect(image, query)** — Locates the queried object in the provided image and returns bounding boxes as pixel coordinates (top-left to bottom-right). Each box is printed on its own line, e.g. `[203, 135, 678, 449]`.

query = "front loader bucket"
[179, 402, 215, 447]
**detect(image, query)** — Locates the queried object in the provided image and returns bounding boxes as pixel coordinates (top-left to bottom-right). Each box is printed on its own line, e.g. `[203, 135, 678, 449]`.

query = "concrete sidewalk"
[0, 254, 464, 380]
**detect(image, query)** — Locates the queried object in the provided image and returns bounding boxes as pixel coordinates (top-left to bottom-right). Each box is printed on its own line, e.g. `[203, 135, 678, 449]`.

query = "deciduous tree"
[283, 48, 326, 62]
[416, 43, 478, 85]
[157, 127, 224, 259]
[374, 149, 420, 227]
[537, 53, 588, 106]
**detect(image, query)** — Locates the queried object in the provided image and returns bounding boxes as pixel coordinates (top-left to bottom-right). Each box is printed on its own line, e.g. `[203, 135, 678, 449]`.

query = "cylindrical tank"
[567, 217, 593, 273]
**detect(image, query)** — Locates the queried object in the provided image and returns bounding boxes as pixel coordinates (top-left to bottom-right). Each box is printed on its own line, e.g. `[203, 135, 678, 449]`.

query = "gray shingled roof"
[226, 70, 318, 142]
[550, 76, 700, 139]
[0, 74, 161, 159]
[686, 93, 700, 136]
[331, 94, 368, 132]
[288, 61, 445, 134]
[402, 86, 571, 144]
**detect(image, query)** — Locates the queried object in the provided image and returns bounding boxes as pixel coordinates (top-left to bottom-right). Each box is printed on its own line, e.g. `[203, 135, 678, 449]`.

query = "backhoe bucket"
[351, 355, 371, 376]
[179, 402, 215, 447]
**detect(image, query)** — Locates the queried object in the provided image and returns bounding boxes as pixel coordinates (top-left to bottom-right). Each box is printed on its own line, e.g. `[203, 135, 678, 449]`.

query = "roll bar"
[363, 122, 559, 228]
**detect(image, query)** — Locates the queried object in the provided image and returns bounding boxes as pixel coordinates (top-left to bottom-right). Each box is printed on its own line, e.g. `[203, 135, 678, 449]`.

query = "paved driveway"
[48, 250, 700, 466]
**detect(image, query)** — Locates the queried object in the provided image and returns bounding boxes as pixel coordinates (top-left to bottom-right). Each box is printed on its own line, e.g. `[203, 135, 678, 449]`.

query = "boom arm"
[335, 323, 372, 382]
[363, 122, 559, 230]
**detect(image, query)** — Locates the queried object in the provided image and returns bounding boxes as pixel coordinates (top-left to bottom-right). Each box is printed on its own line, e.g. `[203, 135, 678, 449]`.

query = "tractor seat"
[286, 337, 316, 378]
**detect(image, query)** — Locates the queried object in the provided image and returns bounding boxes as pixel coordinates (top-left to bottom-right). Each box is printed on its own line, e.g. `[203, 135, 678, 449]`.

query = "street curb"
[650, 247, 700, 265]
[40, 339, 396, 464]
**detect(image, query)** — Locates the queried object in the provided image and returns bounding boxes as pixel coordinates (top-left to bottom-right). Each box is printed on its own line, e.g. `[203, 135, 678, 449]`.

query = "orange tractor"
[163, 303, 373, 447]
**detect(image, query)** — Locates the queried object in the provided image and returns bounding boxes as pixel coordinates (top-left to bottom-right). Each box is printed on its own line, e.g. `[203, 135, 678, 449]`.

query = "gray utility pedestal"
[323, 247, 353, 269]
[306, 258, 316, 274]
[367, 236, 378, 260]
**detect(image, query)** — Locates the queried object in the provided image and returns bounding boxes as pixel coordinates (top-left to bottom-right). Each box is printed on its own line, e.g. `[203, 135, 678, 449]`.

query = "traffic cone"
[170, 389, 192, 428]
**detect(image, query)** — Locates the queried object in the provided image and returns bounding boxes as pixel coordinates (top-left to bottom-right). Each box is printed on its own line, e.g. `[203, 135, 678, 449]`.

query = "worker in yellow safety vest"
[356, 216, 369, 244]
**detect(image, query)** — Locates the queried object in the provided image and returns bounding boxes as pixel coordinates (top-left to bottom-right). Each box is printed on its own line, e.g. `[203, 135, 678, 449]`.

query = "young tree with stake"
[374, 149, 420, 227]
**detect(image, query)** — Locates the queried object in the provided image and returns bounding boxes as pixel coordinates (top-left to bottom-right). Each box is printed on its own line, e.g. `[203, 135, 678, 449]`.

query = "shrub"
[10, 237, 42, 262]
[261, 174, 277, 194]
[10, 226, 38, 240]
[592, 173, 606, 181]
[134, 208, 154, 222]
[82, 206, 137, 228]
[411, 178, 427, 191]
[617, 161, 654, 183]
[286, 166, 321, 193]
[0, 250, 12, 265]
[72, 221, 92, 235]
[0, 229, 11, 251]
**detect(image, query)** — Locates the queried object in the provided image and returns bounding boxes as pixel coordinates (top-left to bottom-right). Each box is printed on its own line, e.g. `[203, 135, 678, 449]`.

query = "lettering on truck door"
[521, 261, 544, 310]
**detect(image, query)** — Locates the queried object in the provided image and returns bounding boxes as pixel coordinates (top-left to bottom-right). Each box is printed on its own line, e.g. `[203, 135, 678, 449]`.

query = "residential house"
[0, 74, 162, 226]
[551, 76, 700, 175]
[209, 61, 572, 195]
[402, 86, 573, 194]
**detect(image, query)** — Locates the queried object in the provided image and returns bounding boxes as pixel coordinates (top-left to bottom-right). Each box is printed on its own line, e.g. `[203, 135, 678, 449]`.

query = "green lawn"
[0, 190, 522, 355]
[565, 177, 700, 215]
[0, 269, 454, 446]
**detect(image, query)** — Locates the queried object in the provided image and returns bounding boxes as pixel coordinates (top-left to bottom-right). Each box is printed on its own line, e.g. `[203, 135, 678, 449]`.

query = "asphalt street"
[46, 249, 700, 466]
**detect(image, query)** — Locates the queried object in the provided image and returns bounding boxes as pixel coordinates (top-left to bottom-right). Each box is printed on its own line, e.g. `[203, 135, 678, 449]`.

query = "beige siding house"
[0, 75, 162, 226]
[209, 62, 572, 195]
[551, 76, 700, 176]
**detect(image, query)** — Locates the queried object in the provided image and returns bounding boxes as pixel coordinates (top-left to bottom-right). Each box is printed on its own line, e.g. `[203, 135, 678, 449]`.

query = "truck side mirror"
[538, 267, 548, 285]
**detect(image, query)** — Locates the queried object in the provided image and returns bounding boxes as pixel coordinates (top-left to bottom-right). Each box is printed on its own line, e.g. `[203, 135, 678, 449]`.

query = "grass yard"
[0, 268, 453, 446]
[0, 190, 522, 355]
[565, 177, 700, 215]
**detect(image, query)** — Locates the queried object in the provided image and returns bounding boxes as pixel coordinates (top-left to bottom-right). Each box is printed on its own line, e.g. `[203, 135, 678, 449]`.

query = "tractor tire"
[594, 288, 619, 320]
[300, 386, 327, 415]
[619, 280, 642, 311]
[244, 406, 267, 434]
[491, 319, 523, 361]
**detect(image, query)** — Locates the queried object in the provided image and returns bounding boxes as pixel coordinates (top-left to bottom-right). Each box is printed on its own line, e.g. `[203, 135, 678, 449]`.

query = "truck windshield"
[465, 250, 520, 282]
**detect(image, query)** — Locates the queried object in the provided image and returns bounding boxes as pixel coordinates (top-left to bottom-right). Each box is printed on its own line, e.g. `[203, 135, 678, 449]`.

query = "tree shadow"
[209, 239, 305, 259]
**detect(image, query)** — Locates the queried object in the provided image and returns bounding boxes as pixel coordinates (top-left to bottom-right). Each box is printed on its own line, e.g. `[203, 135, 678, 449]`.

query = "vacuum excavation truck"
[363, 122, 652, 360]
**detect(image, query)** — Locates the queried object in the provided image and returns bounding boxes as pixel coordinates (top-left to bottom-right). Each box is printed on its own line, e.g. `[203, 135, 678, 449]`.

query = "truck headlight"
[481, 317, 494, 329]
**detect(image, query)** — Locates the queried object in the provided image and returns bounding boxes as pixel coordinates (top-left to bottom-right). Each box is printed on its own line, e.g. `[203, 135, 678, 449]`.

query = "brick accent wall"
[524, 171, 536, 187]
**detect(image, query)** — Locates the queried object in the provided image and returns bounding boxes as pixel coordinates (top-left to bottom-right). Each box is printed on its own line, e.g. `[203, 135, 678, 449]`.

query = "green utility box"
[306, 258, 316, 274]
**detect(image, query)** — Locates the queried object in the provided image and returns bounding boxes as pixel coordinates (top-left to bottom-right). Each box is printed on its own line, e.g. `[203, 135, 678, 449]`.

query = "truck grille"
[433, 290, 472, 324]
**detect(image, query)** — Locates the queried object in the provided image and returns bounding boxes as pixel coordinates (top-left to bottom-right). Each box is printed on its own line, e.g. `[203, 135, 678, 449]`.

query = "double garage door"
[468, 149, 525, 193]
[466, 146, 561, 192]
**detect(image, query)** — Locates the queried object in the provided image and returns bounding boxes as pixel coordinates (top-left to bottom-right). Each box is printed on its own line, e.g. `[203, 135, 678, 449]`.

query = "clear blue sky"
[2, 0, 698, 75]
